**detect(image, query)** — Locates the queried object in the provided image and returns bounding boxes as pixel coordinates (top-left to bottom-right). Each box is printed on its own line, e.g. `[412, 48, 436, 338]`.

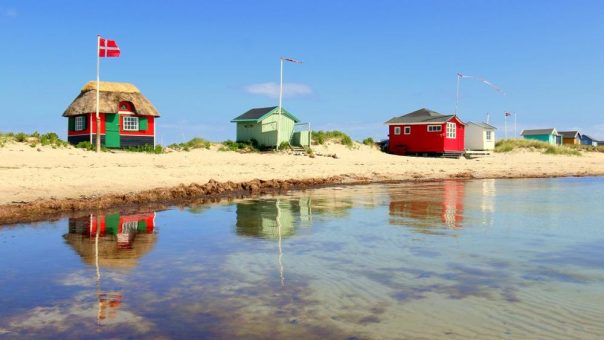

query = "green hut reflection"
[236, 199, 307, 239]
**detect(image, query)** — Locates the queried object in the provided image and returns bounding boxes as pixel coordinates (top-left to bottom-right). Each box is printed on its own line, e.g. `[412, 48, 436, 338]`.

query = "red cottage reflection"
[389, 180, 465, 230]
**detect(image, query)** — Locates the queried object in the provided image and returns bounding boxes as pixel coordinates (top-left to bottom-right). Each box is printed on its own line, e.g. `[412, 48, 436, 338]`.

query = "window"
[119, 102, 133, 112]
[427, 125, 442, 132]
[404, 126, 411, 135]
[446, 122, 456, 139]
[394, 126, 401, 135]
[75, 116, 85, 131]
[123, 116, 139, 131]
[486, 130, 492, 141]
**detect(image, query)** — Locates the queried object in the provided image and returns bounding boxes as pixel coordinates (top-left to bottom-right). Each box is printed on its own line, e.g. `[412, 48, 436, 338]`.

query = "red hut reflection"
[64, 211, 156, 325]
[389, 180, 465, 230]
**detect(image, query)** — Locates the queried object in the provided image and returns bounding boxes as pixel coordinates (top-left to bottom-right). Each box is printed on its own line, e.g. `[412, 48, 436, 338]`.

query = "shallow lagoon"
[1, 178, 603, 339]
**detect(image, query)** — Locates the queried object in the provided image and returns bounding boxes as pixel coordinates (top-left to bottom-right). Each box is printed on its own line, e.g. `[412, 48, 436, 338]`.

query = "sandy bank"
[1, 142, 603, 224]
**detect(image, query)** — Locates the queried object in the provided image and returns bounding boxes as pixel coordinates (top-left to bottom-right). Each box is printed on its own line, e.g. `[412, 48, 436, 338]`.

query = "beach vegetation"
[495, 139, 581, 156]
[219, 140, 260, 152]
[362, 137, 375, 146]
[168, 137, 212, 151]
[312, 130, 354, 147]
[124, 145, 164, 154]
[0, 131, 69, 148]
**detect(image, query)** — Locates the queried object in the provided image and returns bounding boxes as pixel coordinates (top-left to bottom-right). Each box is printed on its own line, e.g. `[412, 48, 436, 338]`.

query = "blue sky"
[1, 0, 603, 143]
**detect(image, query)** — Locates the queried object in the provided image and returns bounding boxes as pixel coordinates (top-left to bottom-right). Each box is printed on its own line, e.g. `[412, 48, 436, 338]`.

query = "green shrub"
[362, 137, 375, 146]
[311, 130, 354, 147]
[14, 132, 28, 142]
[219, 140, 259, 152]
[279, 141, 290, 150]
[75, 141, 95, 151]
[124, 144, 164, 154]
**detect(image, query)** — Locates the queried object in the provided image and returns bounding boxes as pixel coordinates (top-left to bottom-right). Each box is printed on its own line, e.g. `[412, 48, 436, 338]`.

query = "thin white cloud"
[1, 8, 17, 17]
[244, 82, 312, 98]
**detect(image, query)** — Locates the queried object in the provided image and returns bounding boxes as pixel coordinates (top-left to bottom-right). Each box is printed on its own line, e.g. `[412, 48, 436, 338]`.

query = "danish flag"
[98, 37, 120, 58]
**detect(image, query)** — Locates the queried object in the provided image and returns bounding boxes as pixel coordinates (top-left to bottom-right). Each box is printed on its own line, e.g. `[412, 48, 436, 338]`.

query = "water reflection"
[64, 212, 157, 268]
[63, 212, 157, 326]
[4, 179, 604, 338]
[235, 198, 312, 239]
[388, 180, 465, 231]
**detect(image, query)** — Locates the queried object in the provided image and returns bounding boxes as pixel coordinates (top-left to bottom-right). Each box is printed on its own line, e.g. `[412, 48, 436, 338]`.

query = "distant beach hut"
[520, 128, 561, 145]
[580, 134, 599, 146]
[231, 106, 310, 148]
[63, 81, 160, 148]
[385, 108, 465, 157]
[558, 130, 582, 145]
[464, 122, 497, 151]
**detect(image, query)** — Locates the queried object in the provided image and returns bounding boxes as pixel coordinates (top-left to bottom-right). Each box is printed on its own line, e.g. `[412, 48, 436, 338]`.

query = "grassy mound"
[495, 139, 581, 156]
[168, 137, 212, 151]
[0, 131, 69, 148]
[311, 130, 353, 147]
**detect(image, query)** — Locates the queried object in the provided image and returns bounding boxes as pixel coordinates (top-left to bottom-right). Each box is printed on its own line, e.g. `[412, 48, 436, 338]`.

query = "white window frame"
[123, 116, 139, 131]
[446, 122, 456, 139]
[75, 116, 85, 131]
[485, 130, 492, 141]
[404, 126, 411, 135]
[394, 126, 401, 135]
[427, 125, 442, 132]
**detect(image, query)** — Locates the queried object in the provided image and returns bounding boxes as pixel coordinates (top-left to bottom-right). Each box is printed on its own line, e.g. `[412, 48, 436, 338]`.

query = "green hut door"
[105, 114, 120, 148]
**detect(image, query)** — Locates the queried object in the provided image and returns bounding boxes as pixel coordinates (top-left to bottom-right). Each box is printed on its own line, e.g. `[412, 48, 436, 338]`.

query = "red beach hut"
[385, 108, 465, 157]
[63, 81, 160, 148]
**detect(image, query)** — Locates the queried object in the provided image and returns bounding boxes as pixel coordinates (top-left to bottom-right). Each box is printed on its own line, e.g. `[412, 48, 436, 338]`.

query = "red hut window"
[118, 101, 133, 112]
[446, 122, 456, 139]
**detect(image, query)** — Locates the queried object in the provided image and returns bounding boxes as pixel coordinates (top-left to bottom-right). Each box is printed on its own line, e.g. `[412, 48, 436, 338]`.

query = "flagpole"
[455, 73, 461, 115]
[504, 114, 508, 139]
[96, 35, 101, 153]
[277, 57, 284, 150]
[514, 112, 517, 138]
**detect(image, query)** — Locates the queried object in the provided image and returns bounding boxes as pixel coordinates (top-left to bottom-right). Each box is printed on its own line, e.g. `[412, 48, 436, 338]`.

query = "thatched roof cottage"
[63, 81, 160, 148]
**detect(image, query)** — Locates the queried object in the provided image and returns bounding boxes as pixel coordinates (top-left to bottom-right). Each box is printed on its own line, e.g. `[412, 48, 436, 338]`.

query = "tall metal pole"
[514, 112, 517, 138]
[277, 58, 284, 150]
[504, 114, 508, 139]
[455, 74, 461, 115]
[96, 35, 101, 153]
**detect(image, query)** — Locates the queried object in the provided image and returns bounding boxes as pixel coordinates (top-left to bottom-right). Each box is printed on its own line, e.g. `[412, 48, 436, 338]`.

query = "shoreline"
[2, 142, 604, 225]
[1, 172, 602, 226]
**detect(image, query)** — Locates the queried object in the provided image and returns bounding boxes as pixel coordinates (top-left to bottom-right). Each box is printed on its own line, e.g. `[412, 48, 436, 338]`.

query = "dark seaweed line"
[0, 171, 601, 226]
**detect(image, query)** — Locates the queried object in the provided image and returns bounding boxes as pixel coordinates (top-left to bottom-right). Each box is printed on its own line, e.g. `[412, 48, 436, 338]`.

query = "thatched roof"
[63, 81, 160, 117]
[64, 233, 156, 269]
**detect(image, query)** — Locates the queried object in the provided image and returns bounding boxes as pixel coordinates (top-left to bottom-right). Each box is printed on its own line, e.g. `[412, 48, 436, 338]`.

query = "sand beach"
[1, 141, 603, 224]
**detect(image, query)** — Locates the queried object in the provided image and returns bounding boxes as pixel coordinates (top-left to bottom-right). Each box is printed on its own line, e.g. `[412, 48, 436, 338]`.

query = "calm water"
[1, 178, 603, 339]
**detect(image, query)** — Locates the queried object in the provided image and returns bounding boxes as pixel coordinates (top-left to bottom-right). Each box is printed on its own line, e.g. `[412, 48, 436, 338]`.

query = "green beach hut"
[231, 106, 310, 148]
[521, 128, 561, 145]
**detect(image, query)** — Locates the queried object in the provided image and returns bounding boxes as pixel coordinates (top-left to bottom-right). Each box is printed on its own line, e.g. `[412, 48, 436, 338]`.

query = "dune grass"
[168, 137, 212, 151]
[311, 130, 354, 147]
[0, 131, 69, 148]
[495, 139, 581, 156]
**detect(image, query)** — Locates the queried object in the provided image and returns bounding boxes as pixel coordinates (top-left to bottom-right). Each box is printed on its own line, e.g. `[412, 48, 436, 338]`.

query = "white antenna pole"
[455, 73, 461, 115]
[277, 57, 284, 150]
[514, 112, 517, 138]
[486, 112, 490, 124]
[96, 35, 101, 153]
[504, 114, 508, 139]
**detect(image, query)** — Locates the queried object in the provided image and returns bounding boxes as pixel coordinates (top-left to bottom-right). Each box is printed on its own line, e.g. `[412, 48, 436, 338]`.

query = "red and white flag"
[98, 37, 120, 58]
